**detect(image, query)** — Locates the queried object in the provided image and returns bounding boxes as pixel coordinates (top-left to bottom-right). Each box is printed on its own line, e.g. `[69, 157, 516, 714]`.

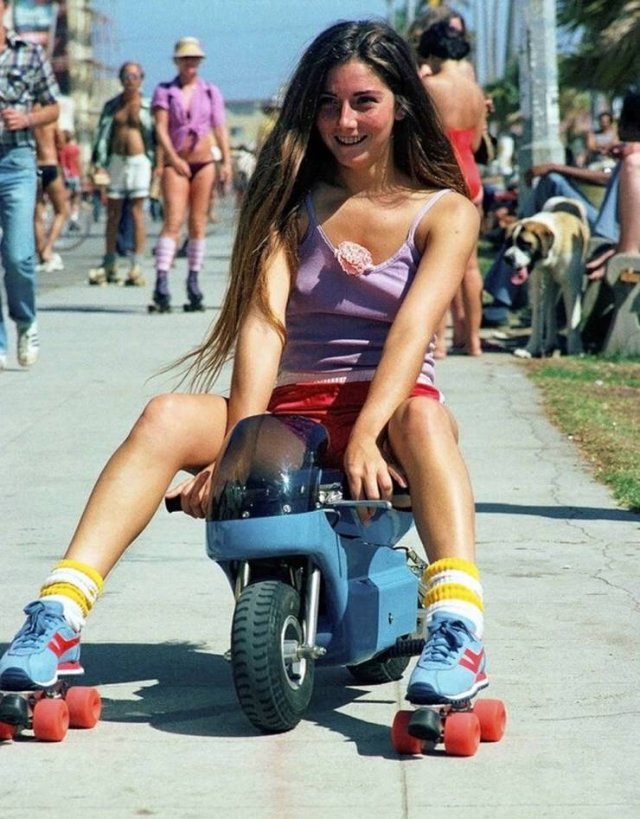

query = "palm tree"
[558, 0, 640, 93]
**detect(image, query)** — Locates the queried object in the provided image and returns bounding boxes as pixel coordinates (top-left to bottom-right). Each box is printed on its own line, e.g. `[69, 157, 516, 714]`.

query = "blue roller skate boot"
[0, 600, 82, 690]
[184, 271, 205, 312]
[406, 613, 488, 705]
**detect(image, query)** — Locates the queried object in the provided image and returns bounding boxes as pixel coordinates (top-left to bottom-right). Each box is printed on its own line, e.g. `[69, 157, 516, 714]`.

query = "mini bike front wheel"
[231, 580, 315, 733]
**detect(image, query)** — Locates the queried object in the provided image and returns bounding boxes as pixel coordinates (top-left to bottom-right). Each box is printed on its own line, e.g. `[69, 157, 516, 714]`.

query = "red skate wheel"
[473, 698, 507, 742]
[0, 721, 17, 740]
[66, 687, 102, 729]
[391, 710, 424, 755]
[33, 698, 69, 742]
[443, 711, 480, 757]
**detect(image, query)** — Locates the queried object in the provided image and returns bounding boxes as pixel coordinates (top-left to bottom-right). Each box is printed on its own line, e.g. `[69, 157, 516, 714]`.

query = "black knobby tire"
[347, 654, 410, 685]
[231, 580, 315, 733]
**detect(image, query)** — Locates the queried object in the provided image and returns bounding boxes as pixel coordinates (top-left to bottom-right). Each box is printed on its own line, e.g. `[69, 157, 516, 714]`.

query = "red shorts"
[267, 380, 442, 468]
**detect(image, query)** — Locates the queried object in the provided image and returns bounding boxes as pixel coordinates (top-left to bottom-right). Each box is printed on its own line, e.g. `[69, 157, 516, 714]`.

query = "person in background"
[150, 37, 232, 313]
[0, 19, 489, 709]
[33, 112, 68, 273]
[585, 111, 618, 167]
[58, 130, 81, 231]
[0, 0, 60, 371]
[88, 61, 154, 287]
[419, 19, 486, 356]
[483, 90, 640, 322]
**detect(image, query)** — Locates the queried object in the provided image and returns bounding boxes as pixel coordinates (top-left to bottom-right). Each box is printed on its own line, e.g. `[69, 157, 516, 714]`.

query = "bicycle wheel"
[54, 203, 93, 252]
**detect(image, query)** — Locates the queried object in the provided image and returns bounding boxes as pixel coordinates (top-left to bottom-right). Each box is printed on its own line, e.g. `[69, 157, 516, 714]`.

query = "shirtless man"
[89, 62, 155, 286]
[33, 112, 68, 273]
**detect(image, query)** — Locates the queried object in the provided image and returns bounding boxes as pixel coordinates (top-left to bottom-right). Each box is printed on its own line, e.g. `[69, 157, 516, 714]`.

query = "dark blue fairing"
[207, 414, 329, 520]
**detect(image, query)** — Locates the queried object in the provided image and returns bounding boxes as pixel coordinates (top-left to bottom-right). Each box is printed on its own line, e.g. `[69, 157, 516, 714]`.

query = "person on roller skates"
[1, 21, 490, 711]
[149, 37, 232, 313]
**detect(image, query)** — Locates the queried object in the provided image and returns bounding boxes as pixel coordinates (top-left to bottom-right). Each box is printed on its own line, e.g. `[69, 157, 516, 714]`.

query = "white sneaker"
[0, 351, 6, 371]
[17, 322, 39, 367]
[47, 253, 64, 272]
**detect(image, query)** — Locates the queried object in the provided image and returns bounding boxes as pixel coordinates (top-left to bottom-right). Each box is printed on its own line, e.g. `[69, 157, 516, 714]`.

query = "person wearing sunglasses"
[88, 61, 155, 287]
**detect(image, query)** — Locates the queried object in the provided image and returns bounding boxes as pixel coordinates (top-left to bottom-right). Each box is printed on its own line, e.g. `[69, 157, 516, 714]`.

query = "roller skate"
[391, 614, 502, 758]
[148, 287, 171, 314]
[124, 264, 146, 287]
[88, 265, 121, 286]
[0, 601, 101, 743]
[183, 274, 205, 312]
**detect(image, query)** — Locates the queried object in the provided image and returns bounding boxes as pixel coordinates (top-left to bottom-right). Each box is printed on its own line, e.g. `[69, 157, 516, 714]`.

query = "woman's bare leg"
[388, 397, 476, 563]
[42, 176, 69, 260]
[64, 393, 228, 578]
[187, 164, 216, 239]
[160, 167, 190, 241]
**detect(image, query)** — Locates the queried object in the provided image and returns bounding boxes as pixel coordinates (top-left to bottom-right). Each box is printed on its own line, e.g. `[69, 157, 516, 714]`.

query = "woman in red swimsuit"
[419, 20, 486, 356]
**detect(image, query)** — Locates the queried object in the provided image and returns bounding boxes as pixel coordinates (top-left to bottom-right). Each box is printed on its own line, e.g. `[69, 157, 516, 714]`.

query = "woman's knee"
[133, 394, 188, 449]
[390, 397, 456, 444]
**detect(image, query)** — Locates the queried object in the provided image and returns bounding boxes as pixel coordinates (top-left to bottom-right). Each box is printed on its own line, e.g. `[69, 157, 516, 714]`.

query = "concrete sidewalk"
[1, 202, 639, 817]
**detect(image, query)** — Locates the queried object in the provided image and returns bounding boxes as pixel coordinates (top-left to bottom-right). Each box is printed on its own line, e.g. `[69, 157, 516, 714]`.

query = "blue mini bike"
[196, 414, 506, 755]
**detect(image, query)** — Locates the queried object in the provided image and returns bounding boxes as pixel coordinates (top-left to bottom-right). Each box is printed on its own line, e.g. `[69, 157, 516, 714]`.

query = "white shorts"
[107, 154, 152, 199]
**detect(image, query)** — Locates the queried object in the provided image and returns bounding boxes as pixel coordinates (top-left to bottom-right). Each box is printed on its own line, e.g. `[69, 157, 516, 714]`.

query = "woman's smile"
[316, 59, 397, 173]
[335, 135, 367, 146]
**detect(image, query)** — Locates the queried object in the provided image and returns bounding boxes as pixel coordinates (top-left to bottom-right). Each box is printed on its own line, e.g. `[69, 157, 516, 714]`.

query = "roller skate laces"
[406, 614, 488, 705]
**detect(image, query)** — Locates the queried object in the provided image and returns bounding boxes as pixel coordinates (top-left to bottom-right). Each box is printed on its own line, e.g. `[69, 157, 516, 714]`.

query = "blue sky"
[94, 0, 389, 101]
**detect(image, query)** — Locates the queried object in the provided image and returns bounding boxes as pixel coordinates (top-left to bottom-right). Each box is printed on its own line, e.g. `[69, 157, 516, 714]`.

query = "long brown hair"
[177, 19, 466, 391]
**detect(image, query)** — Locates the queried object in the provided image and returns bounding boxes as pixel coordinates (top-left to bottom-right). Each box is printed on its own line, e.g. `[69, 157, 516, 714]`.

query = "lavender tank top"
[277, 189, 450, 386]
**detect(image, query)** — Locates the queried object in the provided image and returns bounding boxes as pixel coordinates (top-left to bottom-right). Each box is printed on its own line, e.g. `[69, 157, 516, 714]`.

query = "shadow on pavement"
[477, 502, 639, 522]
[0, 640, 403, 755]
[38, 305, 142, 315]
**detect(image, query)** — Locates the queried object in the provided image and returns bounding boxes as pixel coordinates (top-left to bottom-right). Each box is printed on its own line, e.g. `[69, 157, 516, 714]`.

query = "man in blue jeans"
[0, 2, 60, 370]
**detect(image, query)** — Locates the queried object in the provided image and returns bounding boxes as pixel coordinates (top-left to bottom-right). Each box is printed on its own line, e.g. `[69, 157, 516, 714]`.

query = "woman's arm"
[212, 123, 233, 193]
[345, 193, 479, 502]
[166, 244, 291, 516]
[525, 162, 610, 187]
[226, 245, 291, 431]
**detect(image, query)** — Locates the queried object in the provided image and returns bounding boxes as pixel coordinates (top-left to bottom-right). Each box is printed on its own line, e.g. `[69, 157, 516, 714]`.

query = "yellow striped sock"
[40, 560, 104, 618]
[424, 583, 484, 612]
[424, 557, 479, 581]
[423, 558, 484, 637]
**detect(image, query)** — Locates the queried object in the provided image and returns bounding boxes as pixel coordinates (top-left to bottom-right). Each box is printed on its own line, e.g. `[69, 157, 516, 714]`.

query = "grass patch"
[525, 356, 640, 511]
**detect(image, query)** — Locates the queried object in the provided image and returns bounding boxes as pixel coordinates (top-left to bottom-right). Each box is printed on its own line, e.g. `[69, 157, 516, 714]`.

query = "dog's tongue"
[510, 267, 529, 285]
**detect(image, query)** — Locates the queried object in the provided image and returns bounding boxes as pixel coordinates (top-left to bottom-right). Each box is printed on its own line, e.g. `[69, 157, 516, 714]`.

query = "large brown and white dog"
[504, 196, 590, 357]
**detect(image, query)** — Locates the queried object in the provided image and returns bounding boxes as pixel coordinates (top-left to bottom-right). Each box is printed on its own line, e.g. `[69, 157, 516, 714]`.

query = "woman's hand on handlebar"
[343, 433, 406, 522]
[165, 466, 214, 518]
